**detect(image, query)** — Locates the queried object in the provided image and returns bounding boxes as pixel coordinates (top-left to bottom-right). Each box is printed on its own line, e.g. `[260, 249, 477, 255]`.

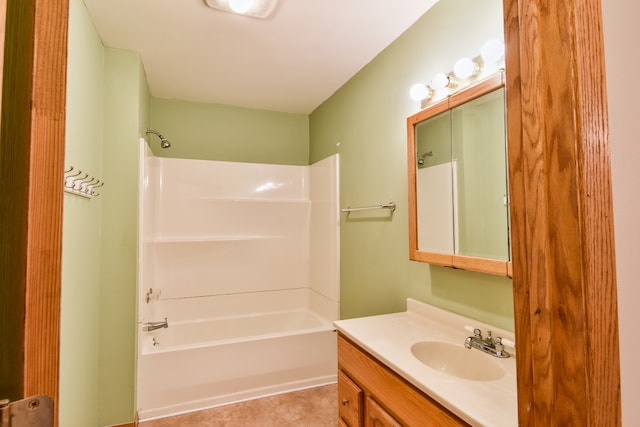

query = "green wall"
[149, 98, 309, 165]
[60, 0, 104, 425]
[64, 6, 149, 422]
[98, 47, 149, 425]
[309, 0, 514, 329]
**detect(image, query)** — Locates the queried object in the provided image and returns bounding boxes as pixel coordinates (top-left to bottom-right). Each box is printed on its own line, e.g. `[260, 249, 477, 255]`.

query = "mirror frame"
[407, 72, 512, 277]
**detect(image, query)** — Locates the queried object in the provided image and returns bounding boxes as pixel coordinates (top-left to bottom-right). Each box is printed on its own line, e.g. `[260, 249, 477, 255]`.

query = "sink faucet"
[143, 317, 168, 332]
[464, 327, 511, 358]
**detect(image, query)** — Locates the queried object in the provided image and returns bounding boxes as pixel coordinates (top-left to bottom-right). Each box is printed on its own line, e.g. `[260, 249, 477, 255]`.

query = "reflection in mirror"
[415, 111, 454, 253]
[408, 73, 511, 276]
[452, 87, 509, 260]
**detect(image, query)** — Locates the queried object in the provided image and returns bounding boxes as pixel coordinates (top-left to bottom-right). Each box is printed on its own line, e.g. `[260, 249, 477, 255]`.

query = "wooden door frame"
[504, 0, 621, 424]
[0, 0, 620, 425]
[0, 1, 68, 426]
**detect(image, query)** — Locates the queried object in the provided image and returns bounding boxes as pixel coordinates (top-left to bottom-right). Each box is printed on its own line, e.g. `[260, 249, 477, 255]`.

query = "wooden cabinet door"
[365, 396, 402, 427]
[338, 370, 363, 427]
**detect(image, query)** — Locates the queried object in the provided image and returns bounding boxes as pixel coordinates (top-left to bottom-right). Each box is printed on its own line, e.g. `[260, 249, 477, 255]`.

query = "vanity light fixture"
[203, 0, 278, 18]
[428, 72, 454, 91]
[409, 83, 432, 102]
[453, 57, 480, 79]
[480, 39, 505, 64]
[408, 38, 505, 108]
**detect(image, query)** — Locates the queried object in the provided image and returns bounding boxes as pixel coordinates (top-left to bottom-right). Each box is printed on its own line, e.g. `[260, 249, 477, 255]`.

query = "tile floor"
[139, 384, 338, 426]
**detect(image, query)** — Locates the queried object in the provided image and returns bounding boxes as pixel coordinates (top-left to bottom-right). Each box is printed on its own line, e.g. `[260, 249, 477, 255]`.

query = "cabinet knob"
[341, 398, 350, 406]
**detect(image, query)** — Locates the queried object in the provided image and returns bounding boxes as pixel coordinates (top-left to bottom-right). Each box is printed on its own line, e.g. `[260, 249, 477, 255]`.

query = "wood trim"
[451, 255, 507, 277]
[411, 250, 453, 267]
[407, 97, 449, 125]
[0, 0, 68, 425]
[503, 0, 621, 425]
[1, 0, 37, 402]
[24, 3, 68, 418]
[0, 0, 6, 115]
[448, 72, 504, 108]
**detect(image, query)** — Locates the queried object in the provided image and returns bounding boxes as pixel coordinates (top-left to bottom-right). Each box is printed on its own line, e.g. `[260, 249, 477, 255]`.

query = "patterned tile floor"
[139, 384, 338, 427]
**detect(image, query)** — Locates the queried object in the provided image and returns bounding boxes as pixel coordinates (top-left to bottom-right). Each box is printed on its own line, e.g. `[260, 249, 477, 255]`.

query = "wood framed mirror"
[407, 72, 512, 276]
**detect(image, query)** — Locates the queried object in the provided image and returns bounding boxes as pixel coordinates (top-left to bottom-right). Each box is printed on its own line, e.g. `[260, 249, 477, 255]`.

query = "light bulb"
[429, 73, 450, 91]
[409, 83, 430, 101]
[229, 0, 254, 13]
[481, 39, 505, 64]
[453, 57, 479, 79]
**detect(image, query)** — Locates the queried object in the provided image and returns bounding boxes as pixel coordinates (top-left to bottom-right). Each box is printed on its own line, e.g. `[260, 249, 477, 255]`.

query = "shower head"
[145, 129, 172, 149]
[417, 151, 433, 165]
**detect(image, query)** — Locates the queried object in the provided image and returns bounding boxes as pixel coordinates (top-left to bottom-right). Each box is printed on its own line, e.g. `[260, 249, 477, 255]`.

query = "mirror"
[407, 72, 511, 276]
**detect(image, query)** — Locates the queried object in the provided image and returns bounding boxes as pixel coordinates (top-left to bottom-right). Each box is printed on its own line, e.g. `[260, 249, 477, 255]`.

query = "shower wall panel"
[309, 155, 340, 320]
[146, 157, 311, 300]
[139, 148, 339, 314]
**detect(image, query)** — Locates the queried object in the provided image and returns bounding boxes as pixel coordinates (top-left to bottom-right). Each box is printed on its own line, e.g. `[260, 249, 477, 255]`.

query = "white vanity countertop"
[334, 298, 518, 427]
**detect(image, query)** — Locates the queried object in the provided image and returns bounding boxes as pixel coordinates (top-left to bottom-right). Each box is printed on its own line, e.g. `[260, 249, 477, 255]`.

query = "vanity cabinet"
[338, 370, 363, 426]
[365, 397, 402, 427]
[338, 333, 469, 427]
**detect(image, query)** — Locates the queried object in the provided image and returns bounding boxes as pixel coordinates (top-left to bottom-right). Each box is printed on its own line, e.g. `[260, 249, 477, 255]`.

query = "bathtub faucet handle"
[143, 317, 169, 332]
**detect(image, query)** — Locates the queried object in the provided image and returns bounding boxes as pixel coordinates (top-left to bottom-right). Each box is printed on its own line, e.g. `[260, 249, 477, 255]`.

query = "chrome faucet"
[143, 317, 168, 332]
[464, 328, 510, 358]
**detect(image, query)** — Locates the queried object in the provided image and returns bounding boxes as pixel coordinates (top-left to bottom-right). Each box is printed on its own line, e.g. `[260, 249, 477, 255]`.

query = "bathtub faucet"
[143, 317, 168, 332]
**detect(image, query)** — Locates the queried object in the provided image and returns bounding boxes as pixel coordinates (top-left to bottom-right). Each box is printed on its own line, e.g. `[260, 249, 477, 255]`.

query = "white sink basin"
[411, 341, 505, 381]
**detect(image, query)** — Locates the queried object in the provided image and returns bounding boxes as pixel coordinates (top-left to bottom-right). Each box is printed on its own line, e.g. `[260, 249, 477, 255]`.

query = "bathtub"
[136, 305, 337, 420]
[137, 151, 341, 420]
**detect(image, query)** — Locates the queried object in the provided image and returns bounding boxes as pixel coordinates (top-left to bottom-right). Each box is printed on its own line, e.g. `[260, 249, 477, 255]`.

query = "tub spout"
[143, 317, 168, 332]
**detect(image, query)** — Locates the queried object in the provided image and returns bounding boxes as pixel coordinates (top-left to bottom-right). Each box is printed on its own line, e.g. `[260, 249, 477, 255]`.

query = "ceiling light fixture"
[203, 0, 278, 18]
[229, 0, 253, 14]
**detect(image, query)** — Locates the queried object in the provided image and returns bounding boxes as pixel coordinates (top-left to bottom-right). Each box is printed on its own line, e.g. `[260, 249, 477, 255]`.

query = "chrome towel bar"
[340, 202, 396, 213]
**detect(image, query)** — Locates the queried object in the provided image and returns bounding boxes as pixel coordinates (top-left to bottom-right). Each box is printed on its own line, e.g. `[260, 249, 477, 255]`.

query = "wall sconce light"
[203, 0, 278, 18]
[453, 57, 480, 79]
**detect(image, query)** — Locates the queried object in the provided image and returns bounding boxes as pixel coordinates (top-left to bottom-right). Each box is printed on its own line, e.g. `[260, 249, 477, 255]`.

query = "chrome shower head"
[146, 129, 172, 149]
[417, 151, 433, 165]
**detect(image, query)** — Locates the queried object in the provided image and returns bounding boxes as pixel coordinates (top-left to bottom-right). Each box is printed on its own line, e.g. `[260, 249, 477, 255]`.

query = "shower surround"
[136, 141, 340, 420]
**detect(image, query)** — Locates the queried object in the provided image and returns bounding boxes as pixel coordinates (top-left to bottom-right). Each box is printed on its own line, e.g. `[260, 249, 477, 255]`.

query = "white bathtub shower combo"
[136, 141, 340, 420]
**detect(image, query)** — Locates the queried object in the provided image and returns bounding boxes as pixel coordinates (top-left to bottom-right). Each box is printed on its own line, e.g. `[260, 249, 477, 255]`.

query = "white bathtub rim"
[146, 307, 331, 325]
[139, 310, 336, 354]
[137, 376, 337, 422]
[140, 324, 336, 354]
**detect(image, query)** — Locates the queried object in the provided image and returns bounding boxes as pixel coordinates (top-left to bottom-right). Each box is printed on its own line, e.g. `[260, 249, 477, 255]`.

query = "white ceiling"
[82, 0, 439, 114]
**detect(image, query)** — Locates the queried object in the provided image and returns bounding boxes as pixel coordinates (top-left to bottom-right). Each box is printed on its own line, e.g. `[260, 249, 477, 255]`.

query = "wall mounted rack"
[64, 166, 104, 199]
